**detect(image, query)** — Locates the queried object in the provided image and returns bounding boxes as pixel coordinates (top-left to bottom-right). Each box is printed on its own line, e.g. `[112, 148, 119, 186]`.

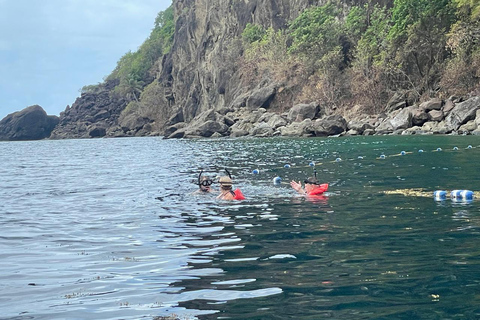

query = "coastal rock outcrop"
[0, 105, 59, 141]
[50, 80, 128, 139]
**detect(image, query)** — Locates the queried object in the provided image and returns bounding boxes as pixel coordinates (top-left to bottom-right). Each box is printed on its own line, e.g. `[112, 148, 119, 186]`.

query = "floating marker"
[252, 169, 260, 175]
[335, 158, 342, 162]
[451, 190, 474, 201]
[380, 155, 386, 159]
[437, 148, 442, 151]
[284, 164, 291, 169]
[273, 176, 282, 185]
[309, 162, 315, 167]
[400, 151, 406, 155]
[453, 146, 459, 151]
[467, 145, 473, 149]
[418, 149, 424, 153]
[433, 190, 447, 201]
[358, 156, 364, 159]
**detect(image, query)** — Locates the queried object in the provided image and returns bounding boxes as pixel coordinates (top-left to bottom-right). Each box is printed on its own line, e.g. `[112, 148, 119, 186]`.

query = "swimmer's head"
[219, 176, 233, 189]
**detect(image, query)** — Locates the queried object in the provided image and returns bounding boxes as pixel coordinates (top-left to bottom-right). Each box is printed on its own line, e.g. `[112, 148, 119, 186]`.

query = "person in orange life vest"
[290, 176, 328, 196]
[217, 176, 246, 200]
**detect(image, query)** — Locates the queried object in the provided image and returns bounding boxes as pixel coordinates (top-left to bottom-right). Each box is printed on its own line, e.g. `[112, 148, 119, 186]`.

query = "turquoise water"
[1, 136, 480, 319]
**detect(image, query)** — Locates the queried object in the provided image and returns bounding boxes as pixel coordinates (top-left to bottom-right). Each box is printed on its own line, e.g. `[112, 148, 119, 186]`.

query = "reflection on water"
[1, 136, 480, 319]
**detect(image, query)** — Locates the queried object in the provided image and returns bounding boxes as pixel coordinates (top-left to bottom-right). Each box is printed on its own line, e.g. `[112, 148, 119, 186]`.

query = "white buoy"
[309, 162, 315, 167]
[400, 151, 406, 155]
[433, 190, 447, 201]
[380, 155, 386, 159]
[451, 190, 474, 201]
[273, 176, 282, 185]
[418, 149, 424, 153]
[453, 146, 459, 151]
[284, 164, 291, 168]
[335, 158, 342, 162]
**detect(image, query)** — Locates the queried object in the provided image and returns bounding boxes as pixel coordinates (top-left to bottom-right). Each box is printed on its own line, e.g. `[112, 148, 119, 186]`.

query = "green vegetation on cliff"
[241, 0, 480, 114]
[81, 5, 174, 101]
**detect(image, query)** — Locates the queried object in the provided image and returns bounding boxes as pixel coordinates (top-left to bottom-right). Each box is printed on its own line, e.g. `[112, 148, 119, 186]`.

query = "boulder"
[229, 120, 253, 137]
[287, 102, 320, 122]
[164, 122, 186, 137]
[385, 92, 407, 113]
[422, 121, 448, 134]
[311, 115, 347, 136]
[411, 107, 429, 126]
[250, 122, 274, 137]
[0, 105, 59, 141]
[445, 96, 480, 131]
[443, 99, 455, 113]
[376, 108, 412, 134]
[458, 120, 477, 133]
[279, 119, 314, 137]
[428, 110, 444, 122]
[246, 86, 276, 109]
[347, 119, 375, 135]
[420, 98, 443, 111]
[266, 114, 288, 129]
[88, 125, 107, 138]
[186, 120, 228, 137]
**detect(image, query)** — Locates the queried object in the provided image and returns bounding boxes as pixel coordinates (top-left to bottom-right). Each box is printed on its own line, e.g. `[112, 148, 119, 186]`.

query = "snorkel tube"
[197, 170, 203, 189]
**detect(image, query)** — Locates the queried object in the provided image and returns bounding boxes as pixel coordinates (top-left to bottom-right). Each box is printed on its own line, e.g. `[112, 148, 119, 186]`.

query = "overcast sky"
[0, 0, 172, 120]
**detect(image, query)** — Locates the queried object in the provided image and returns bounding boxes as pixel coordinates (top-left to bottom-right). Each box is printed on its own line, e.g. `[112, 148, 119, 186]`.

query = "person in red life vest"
[217, 176, 245, 201]
[290, 176, 328, 196]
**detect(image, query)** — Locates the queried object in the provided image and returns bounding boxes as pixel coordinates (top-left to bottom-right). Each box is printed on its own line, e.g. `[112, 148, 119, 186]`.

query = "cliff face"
[51, 0, 324, 138]
[161, 0, 324, 124]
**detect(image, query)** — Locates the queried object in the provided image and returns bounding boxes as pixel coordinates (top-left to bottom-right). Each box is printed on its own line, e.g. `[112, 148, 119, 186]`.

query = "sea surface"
[1, 135, 480, 320]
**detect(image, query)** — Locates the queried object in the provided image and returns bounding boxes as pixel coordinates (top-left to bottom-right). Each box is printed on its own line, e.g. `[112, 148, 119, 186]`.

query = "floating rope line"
[247, 144, 480, 173]
[383, 189, 476, 202]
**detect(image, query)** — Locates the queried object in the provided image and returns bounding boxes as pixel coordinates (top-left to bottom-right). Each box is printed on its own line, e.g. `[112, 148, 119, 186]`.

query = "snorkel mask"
[197, 171, 213, 189]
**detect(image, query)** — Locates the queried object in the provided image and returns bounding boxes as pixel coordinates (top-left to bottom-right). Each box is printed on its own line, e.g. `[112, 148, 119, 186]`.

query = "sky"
[0, 0, 172, 120]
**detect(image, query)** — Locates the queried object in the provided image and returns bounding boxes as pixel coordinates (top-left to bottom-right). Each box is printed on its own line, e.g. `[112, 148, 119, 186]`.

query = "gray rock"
[266, 114, 288, 129]
[445, 96, 480, 131]
[376, 108, 412, 133]
[250, 122, 274, 137]
[0, 105, 59, 141]
[246, 86, 276, 109]
[186, 120, 228, 137]
[287, 102, 320, 122]
[422, 121, 448, 134]
[459, 120, 477, 133]
[428, 110, 444, 122]
[311, 115, 347, 136]
[279, 119, 314, 137]
[420, 98, 443, 111]
[88, 125, 106, 138]
[411, 107, 429, 126]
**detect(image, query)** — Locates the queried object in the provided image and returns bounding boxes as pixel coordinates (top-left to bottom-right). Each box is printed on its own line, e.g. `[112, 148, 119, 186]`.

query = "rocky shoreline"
[1, 95, 480, 141]
[164, 95, 480, 139]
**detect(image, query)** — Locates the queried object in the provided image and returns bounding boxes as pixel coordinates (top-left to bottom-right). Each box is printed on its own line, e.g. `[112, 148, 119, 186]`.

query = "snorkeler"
[193, 171, 216, 194]
[217, 169, 245, 201]
[290, 169, 328, 196]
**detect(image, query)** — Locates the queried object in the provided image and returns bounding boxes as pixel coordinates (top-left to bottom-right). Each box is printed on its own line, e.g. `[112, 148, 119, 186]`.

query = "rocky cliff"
[34, 0, 480, 139]
[49, 0, 327, 139]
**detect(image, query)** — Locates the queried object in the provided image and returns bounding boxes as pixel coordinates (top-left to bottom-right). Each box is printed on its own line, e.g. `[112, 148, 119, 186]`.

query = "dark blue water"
[1, 136, 480, 320]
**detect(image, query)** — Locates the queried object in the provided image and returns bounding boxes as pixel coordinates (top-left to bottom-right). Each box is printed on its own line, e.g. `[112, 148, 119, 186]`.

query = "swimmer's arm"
[290, 180, 306, 194]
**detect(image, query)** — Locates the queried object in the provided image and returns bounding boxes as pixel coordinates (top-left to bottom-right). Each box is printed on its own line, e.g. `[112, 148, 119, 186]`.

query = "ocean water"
[1, 135, 480, 320]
